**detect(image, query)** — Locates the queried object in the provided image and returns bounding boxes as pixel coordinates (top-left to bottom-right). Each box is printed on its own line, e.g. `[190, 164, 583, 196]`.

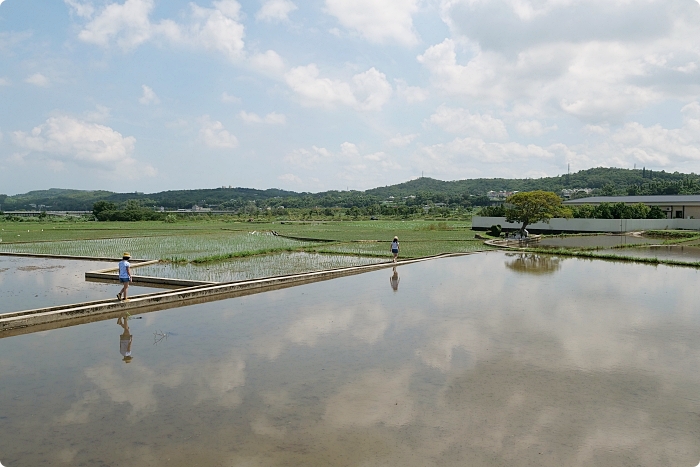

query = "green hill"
[2, 167, 699, 212]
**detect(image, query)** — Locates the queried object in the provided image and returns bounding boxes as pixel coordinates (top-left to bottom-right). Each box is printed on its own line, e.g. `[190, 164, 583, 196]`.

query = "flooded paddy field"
[598, 244, 700, 263]
[0, 256, 161, 314]
[2, 251, 700, 466]
[134, 252, 387, 283]
[539, 234, 658, 248]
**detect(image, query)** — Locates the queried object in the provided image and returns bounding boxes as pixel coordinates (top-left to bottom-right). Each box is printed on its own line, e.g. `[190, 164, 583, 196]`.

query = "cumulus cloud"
[12, 115, 155, 176]
[285, 145, 333, 169]
[604, 103, 700, 166]
[388, 133, 418, 147]
[285, 64, 392, 111]
[71, 0, 246, 60]
[138, 84, 159, 105]
[286, 142, 400, 175]
[429, 105, 508, 140]
[325, 0, 419, 45]
[199, 116, 239, 148]
[221, 92, 241, 103]
[256, 0, 297, 23]
[25, 73, 49, 87]
[64, 0, 94, 18]
[421, 1, 700, 123]
[395, 79, 428, 103]
[278, 173, 302, 183]
[83, 104, 111, 122]
[239, 111, 286, 124]
[249, 50, 285, 74]
[0, 77, 10, 86]
[516, 120, 557, 137]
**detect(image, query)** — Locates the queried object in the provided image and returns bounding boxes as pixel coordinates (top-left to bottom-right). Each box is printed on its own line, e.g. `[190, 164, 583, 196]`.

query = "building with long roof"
[563, 195, 700, 219]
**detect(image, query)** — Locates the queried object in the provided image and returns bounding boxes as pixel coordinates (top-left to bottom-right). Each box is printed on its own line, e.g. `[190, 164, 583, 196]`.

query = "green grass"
[0, 219, 482, 262]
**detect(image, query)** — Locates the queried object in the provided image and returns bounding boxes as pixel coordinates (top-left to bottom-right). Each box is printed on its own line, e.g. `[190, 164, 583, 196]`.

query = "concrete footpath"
[0, 253, 471, 338]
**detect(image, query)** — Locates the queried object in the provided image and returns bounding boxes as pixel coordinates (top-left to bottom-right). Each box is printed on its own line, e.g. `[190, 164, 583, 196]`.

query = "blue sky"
[1, 0, 700, 195]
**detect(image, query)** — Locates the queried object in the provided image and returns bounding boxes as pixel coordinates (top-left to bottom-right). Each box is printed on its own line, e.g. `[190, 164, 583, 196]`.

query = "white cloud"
[285, 64, 392, 111]
[256, 0, 297, 23]
[76, 0, 156, 49]
[285, 145, 333, 169]
[239, 111, 286, 124]
[516, 120, 557, 137]
[278, 173, 302, 183]
[25, 73, 49, 87]
[249, 50, 285, 75]
[12, 115, 155, 176]
[74, 0, 246, 60]
[199, 116, 239, 148]
[138, 84, 160, 105]
[221, 92, 241, 103]
[83, 105, 111, 122]
[0, 77, 10, 86]
[64, 0, 94, 18]
[604, 103, 700, 166]
[388, 133, 418, 147]
[395, 79, 428, 103]
[325, 0, 420, 45]
[429, 105, 508, 140]
[420, 0, 700, 123]
[286, 142, 400, 174]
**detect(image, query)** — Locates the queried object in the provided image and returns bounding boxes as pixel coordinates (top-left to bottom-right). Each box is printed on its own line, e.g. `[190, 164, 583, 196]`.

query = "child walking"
[391, 236, 400, 263]
[117, 252, 132, 301]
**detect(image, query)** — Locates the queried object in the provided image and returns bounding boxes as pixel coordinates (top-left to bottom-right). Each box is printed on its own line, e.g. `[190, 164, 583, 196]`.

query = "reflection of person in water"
[390, 266, 400, 292]
[117, 315, 133, 363]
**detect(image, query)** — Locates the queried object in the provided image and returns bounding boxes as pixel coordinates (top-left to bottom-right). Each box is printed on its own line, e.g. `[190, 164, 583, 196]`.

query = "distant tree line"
[481, 202, 667, 220]
[4, 167, 700, 213]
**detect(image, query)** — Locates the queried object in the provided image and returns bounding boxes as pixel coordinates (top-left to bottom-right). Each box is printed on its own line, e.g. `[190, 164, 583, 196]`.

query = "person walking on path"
[117, 252, 132, 301]
[391, 236, 400, 263]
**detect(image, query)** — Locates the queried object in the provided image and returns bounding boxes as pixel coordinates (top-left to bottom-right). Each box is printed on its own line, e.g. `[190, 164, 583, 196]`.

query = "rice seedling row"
[0, 232, 318, 261]
[134, 252, 388, 283]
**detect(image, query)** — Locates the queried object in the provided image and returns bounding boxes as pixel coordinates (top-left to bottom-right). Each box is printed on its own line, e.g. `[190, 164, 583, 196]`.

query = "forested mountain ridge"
[2, 167, 699, 211]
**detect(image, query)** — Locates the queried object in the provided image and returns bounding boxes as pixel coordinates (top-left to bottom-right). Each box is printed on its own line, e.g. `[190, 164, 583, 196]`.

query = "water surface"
[0, 256, 162, 313]
[598, 244, 700, 263]
[539, 234, 657, 248]
[1, 252, 700, 466]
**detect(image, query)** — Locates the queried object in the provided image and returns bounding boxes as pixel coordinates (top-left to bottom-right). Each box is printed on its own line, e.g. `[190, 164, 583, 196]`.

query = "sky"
[1, 0, 700, 195]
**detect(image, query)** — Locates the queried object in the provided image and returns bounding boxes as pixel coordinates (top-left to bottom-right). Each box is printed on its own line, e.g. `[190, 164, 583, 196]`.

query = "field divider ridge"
[0, 253, 475, 336]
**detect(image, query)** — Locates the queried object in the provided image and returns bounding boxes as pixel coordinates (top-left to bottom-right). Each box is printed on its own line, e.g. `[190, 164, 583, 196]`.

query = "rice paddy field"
[0, 231, 318, 261]
[0, 220, 487, 262]
[133, 252, 388, 283]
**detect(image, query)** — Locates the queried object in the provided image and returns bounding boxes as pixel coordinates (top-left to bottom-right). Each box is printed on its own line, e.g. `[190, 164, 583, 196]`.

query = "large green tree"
[505, 190, 570, 234]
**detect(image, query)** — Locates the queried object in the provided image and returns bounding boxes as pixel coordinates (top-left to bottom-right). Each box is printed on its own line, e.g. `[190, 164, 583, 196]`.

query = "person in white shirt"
[117, 252, 132, 301]
[390, 236, 400, 263]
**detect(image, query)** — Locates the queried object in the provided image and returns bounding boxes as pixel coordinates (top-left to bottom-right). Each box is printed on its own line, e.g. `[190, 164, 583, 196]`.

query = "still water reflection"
[0, 256, 161, 313]
[539, 234, 656, 248]
[505, 252, 563, 274]
[1, 252, 700, 466]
